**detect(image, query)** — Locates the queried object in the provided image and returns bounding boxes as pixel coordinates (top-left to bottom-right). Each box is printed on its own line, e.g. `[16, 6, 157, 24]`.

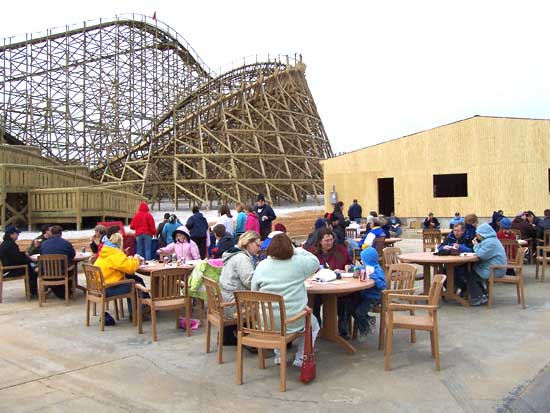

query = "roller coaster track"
[1, 15, 333, 206]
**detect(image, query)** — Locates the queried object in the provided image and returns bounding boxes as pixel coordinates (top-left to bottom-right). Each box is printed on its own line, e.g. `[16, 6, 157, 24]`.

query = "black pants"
[6, 265, 38, 296]
[260, 226, 271, 241]
[192, 236, 207, 259]
[466, 271, 487, 300]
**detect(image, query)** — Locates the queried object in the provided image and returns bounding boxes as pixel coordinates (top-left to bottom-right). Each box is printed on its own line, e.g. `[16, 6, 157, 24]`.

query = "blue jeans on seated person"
[391, 226, 403, 237]
[136, 234, 152, 260]
[338, 293, 380, 336]
[105, 275, 149, 315]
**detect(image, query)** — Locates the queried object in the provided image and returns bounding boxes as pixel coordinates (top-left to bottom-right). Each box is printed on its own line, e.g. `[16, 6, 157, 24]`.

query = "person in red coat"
[130, 202, 156, 260]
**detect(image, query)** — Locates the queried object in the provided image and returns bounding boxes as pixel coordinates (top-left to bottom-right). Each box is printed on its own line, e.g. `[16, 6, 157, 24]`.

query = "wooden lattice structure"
[1, 14, 332, 206]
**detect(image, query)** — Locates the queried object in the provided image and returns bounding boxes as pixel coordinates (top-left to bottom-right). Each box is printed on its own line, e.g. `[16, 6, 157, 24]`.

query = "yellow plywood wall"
[322, 116, 550, 217]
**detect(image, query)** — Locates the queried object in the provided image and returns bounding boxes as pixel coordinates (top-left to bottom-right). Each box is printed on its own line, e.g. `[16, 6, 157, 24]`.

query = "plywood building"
[321, 116, 550, 220]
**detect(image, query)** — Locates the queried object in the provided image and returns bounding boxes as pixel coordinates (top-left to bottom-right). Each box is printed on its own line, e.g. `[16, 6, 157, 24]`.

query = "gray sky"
[3, 0, 550, 154]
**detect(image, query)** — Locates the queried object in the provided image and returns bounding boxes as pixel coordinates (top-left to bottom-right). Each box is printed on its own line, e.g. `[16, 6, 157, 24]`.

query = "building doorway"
[377, 178, 394, 216]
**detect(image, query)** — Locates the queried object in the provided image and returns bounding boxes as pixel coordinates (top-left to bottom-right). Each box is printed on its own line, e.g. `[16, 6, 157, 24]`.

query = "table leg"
[441, 265, 469, 307]
[319, 295, 356, 354]
[423, 264, 431, 294]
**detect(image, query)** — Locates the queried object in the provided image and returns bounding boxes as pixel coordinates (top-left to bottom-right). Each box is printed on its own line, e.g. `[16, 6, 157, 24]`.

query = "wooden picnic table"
[398, 252, 479, 307]
[306, 277, 374, 354]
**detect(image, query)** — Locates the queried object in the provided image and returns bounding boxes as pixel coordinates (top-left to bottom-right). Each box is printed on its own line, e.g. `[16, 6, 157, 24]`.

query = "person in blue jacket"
[358, 218, 385, 249]
[161, 214, 182, 245]
[438, 222, 473, 294]
[449, 212, 465, 229]
[467, 223, 507, 306]
[337, 247, 386, 341]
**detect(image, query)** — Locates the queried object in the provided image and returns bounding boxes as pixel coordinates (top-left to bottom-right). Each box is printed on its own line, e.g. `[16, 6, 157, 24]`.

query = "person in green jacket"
[252, 233, 320, 367]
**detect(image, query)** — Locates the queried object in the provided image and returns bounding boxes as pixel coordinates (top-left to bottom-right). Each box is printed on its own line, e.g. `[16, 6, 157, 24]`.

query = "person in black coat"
[347, 199, 363, 224]
[0, 224, 38, 295]
[39, 225, 76, 298]
[186, 206, 209, 259]
[423, 212, 440, 229]
[211, 224, 235, 258]
[253, 194, 277, 240]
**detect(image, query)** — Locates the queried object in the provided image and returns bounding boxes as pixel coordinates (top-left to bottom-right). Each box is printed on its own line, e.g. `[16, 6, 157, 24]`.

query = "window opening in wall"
[433, 173, 468, 198]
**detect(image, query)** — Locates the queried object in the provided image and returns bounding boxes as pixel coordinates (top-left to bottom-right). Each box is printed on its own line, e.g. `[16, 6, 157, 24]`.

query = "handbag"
[299, 310, 316, 383]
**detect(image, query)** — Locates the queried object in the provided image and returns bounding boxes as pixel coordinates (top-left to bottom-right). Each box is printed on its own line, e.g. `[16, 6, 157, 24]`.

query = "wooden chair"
[383, 247, 401, 273]
[82, 263, 136, 331]
[535, 230, 550, 282]
[37, 254, 74, 306]
[136, 267, 191, 341]
[346, 228, 357, 239]
[384, 274, 446, 371]
[203, 276, 237, 363]
[488, 247, 527, 309]
[500, 239, 519, 263]
[509, 228, 521, 240]
[0, 259, 30, 303]
[234, 290, 308, 392]
[351, 248, 362, 265]
[372, 236, 386, 266]
[422, 229, 441, 252]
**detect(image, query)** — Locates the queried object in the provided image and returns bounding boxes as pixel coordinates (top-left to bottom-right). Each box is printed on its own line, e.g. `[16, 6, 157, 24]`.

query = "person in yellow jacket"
[94, 233, 149, 324]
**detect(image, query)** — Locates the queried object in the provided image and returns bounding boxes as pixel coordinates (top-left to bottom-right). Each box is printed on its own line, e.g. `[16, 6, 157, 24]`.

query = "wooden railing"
[0, 164, 97, 193]
[0, 144, 62, 168]
[28, 187, 145, 230]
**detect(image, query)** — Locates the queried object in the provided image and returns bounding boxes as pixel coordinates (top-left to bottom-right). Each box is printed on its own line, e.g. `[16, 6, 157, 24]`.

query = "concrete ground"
[1, 239, 550, 412]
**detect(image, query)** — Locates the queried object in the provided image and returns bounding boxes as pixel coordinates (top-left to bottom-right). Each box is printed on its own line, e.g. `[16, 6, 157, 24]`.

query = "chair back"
[542, 230, 550, 246]
[372, 236, 386, 256]
[509, 229, 521, 240]
[82, 263, 106, 296]
[203, 276, 223, 316]
[149, 268, 187, 301]
[428, 274, 447, 306]
[510, 247, 527, 267]
[234, 290, 286, 337]
[499, 239, 518, 263]
[37, 254, 69, 280]
[386, 263, 417, 290]
[423, 229, 441, 251]
[383, 247, 401, 271]
[346, 228, 357, 239]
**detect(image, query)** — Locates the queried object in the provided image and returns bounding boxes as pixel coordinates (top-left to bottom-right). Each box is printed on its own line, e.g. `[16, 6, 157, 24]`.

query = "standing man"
[39, 225, 76, 299]
[347, 199, 363, 224]
[254, 194, 276, 240]
[186, 206, 209, 259]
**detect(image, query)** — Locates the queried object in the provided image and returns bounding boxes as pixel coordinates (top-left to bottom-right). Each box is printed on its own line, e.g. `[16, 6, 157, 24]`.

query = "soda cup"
[360, 269, 366, 282]
[81, 247, 86, 253]
[353, 268, 360, 279]
[163, 256, 170, 266]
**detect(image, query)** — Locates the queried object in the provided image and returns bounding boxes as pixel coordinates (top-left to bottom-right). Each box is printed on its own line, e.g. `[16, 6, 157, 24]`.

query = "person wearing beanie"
[0, 224, 38, 297]
[253, 194, 277, 241]
[466, 224, 507, 306]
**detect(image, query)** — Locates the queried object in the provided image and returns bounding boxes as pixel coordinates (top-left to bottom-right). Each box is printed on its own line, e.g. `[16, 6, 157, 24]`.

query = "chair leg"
[65, 279, 69, 306]
[100, 299, 106, 331]
[218, 323, 224, 364]
[488, 277, 494, 308]
[430, 331, 436, 358]
[119, 299, 124, 318]
[93, 302, 97, 316]
[258, 349, 265, 369]
[516, 282, 521, 304]
[25, 275, 30, 301]
[199, 299, 205, 323]
[151, 308, 158, 341]
[410, 310, 416, 343]
[237, 336, 243, 385]
[38, 279, 43, 307]
[137, 296, 143, 334]
[384, 323, 393, 371]
[0, 279, 3, 303]
[131, 294, 137, 325]
[114, 300, 120, 321]
[72, 273, 76, 301]
[378, 311, 385, 350]
[205, 320, 211, 354]
[433, 325, 441, 370]
[175, 308, 180, 330]
[519, 278, 526, 309]
[280, 343, 287, 392]
[186, 299, 191, 337]
[85, 298, 90, 326]
[535, 262, 540, 280]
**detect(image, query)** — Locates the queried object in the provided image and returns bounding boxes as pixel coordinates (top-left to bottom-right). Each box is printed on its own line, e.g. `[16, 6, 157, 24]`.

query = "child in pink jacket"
[157, 226, 200, 261]
[244, 206, 260, 233]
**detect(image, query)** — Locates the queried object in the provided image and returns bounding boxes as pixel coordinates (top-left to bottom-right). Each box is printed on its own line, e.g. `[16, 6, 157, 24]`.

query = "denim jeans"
[105, 275, 149, 315]
[136, 234, 152, 260]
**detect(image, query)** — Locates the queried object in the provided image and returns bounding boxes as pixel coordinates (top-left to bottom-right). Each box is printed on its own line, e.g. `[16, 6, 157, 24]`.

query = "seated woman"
[466, 224, 507, 306]
[157, 226, 200, 262]
[219, 230, 261, 316]
[252, 233, 320, 367]
[358, 218, 385, 249]
[89, 224, 107, 254]
[94, 233, 148, 323]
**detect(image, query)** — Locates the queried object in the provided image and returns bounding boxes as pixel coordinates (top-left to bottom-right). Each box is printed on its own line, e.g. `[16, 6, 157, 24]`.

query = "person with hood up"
[162, 214, 182, 246]
[252, 233, 320, 367]
[130, 201, 156, 260]
[244, 205, 260, 233]
[157, 225, 200, 262]
[338, 247, 386, 341]
[211, 224, 235, 259]
[219, 230, 261, 318]
[466, 223, 507, 306]
[94, 232, 149, 323]
[489, 210, 504, 232]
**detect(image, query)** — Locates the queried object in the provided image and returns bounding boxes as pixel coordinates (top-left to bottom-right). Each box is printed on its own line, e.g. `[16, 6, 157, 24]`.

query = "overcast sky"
[3, 0, 550, 154]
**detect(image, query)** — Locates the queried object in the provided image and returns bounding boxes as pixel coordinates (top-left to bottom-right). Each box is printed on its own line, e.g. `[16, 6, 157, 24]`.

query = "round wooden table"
[306, 277, 374, 354]
[398, 252, 479, 307]
[136, 261, 195, 275]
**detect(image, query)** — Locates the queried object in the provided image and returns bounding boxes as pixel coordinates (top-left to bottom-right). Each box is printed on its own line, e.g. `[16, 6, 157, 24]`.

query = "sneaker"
[274, 356, 281, 365]
[104, 312, 115, 326]
[470, 295, 489, 307]
[292, 358, 303, 368]
[367, 315, 376, 328]
[339, 331, 351, 340]
[358, 332, 368, 343]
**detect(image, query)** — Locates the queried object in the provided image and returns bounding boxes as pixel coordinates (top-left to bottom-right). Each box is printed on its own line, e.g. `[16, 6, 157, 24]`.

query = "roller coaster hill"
[0, 14, 333, 230]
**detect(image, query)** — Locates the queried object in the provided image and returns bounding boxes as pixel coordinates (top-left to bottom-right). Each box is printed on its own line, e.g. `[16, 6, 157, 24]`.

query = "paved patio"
[1, 239, 550, 412]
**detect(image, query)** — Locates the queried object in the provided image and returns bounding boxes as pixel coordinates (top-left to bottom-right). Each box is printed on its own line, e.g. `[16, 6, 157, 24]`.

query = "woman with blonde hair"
[219, 231, 261, 316]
